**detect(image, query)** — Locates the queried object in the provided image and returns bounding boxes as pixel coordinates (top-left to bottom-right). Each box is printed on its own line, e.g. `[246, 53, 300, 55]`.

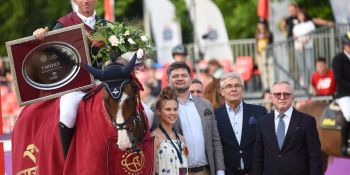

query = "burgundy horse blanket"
[12, 89, 154, 175]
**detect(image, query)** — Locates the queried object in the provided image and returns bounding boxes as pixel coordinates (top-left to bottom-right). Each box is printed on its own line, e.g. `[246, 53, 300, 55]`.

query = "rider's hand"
[33, 27, 49, 40]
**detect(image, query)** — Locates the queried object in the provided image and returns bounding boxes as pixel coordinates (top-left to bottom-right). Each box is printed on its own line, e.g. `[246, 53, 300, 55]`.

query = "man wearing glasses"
[252, 81, 322, 175]
[214, 72, 267, 175]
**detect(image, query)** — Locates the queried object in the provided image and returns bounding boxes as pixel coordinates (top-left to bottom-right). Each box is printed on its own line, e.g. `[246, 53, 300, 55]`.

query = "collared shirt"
[76, 10, 96, 29]
[178, 94, 208, 168]
[274, 107, 294, 135]
[225, 101, 243, 145]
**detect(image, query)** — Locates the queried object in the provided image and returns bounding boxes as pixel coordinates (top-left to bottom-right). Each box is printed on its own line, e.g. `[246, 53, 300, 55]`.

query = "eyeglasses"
[222, 84, 242, 90]
[272, 92, 292, 99]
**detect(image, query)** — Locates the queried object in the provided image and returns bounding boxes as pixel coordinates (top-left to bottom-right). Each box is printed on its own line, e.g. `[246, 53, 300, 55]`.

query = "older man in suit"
[152, 61, 225, 175]
[252, 81, 322, 175]
[215, 72, 267, 175]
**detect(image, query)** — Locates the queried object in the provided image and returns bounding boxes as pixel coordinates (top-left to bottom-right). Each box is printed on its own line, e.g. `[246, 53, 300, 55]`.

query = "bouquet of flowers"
[89, 20, 152, 65]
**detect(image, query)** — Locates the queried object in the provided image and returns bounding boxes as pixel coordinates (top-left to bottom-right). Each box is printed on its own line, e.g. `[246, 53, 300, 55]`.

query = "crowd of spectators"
[0, 2, 340, 139]
[0, 57, 22, 134]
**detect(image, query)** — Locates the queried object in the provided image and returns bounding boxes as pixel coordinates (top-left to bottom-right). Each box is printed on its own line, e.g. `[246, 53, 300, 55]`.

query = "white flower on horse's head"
[128, 38, 136, 45]
[141, 35, 148, 42]
[108, 35, 120, 46]
[123, 31, 130, 36]
[136, 49, 144, 59]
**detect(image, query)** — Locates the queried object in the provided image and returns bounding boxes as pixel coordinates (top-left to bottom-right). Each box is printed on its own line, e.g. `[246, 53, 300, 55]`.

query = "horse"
[297, 100, 344, 172]
[11, 54, 154, 175]
[203, 77, 224, 109]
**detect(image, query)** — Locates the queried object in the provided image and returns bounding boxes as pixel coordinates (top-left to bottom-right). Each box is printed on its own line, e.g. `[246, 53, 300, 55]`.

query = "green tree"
[295, 0, 334, 20]
[0, 0, 71, 56]
[212, 0, 334, 40]
[172, 0, 194, 43]
[0, 0, 335, 56]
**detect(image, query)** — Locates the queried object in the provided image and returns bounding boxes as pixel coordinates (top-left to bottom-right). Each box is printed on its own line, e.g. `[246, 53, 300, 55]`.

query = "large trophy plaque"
[6, 24, 95, 106]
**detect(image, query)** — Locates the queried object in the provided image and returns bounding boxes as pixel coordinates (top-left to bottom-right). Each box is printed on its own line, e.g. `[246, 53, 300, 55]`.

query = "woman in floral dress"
[152, 87, 188, 175]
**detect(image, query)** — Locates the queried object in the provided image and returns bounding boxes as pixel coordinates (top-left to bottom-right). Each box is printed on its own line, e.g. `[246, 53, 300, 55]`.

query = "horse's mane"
[204, 78, 224, 109]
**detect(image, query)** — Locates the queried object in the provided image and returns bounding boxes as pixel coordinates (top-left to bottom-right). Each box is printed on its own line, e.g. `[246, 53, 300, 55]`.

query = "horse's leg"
[321, 151, 329, 174]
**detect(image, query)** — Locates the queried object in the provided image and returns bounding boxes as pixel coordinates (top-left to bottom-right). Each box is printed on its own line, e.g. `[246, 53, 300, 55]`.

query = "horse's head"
[83, 53, 146, 151]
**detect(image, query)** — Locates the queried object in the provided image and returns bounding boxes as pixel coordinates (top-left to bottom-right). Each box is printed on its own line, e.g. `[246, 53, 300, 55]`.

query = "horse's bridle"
[110, 75, 146, 152]
[83, 75, 146, 152]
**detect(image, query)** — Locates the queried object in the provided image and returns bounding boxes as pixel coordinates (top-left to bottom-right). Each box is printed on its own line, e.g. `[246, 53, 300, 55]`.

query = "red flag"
[258, 0, 269, 20]
[104, 0, 115, 22]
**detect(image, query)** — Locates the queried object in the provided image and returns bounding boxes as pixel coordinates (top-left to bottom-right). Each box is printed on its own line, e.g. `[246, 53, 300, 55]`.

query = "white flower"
[128, 38, 136, 45]
[136, 49, 144, 59]
[123, 31, 130, 36]
[140, 35, 148, 42]
[108, 35, 120, 46]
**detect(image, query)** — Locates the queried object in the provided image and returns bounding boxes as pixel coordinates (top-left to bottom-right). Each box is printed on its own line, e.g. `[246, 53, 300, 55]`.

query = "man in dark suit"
[215, 72, 267, 175]
[252, 81, 322, 175]
[332, 32, 350, 155]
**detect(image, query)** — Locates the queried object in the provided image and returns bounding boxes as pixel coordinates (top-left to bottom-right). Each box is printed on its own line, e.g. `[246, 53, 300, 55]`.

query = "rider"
[332, 32, 350, 156]
[33, 0, 100, 158]
[33, 0, 154, 158]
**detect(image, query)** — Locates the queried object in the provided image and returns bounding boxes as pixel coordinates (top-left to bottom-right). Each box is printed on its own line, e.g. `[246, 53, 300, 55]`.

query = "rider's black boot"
[59, 122, 74, 159]
[341, 121, 350, 156]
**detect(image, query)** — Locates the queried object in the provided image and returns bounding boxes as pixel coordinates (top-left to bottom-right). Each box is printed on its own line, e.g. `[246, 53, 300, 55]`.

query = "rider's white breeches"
[59, 91, 86, 128]
[336, 96, 350, 122]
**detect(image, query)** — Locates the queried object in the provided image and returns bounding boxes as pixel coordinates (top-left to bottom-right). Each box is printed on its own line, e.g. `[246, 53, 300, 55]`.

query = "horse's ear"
[121, 53, 137, 75]
[82, 64, 104, 79]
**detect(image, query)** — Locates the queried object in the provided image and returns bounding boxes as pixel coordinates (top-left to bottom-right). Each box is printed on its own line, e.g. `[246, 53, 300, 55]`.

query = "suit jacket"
[215, 102, 267, 175]
[251, 108, 322, 175]
[151, 96, 225, 175]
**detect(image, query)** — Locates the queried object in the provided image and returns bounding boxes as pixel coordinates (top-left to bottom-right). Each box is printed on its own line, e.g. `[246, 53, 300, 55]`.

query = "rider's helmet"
[341, 32, 350, 45]
[172, 44, 188, 57]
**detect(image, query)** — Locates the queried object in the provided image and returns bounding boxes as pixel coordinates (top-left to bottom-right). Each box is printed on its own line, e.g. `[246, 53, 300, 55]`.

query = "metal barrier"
[2, 24, 349, 100]
[262, 23, 350, 97]
[186, 38, 257, 63]
[158, 24, 350, 99]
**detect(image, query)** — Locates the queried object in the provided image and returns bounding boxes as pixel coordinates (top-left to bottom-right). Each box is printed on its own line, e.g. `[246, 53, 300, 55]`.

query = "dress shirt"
[274, 107, 294, 135]
[76, 10, 96, 29]
[225, 101, 243, 145]
[178, 94, 208, 168]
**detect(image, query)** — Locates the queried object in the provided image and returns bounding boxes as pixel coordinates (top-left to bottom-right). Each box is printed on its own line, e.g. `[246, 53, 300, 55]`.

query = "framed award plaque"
[6, 24, 95, 106]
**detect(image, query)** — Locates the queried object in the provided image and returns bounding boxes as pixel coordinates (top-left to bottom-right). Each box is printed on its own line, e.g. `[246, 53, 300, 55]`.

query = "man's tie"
[277, 113, 286, 149]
